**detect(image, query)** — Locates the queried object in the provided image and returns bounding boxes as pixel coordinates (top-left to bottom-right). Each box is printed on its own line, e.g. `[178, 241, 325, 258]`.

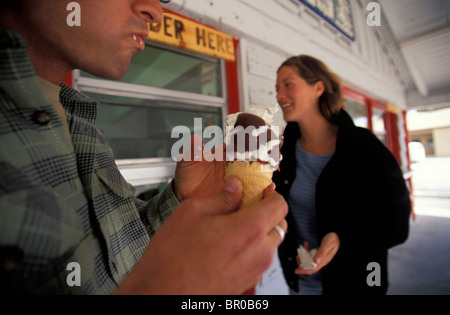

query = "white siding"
[169, 0, 406, 108]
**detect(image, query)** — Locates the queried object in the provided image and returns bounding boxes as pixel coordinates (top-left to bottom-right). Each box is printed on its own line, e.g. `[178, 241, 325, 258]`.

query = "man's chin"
[86, 63, 130, 81]
[102, 69, 129, 81]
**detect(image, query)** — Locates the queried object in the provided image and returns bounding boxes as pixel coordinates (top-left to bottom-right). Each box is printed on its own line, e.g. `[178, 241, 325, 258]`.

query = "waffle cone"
[225, 161, 273, 208]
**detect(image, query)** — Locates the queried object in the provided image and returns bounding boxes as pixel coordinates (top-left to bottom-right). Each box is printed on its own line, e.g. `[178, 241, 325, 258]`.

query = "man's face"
[21, 0, 163, 80]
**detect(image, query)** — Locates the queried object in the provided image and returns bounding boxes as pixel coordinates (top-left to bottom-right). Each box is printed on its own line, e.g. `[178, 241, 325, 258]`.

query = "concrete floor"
[387, 157, 450, 295]
[387, 210, 450, 295]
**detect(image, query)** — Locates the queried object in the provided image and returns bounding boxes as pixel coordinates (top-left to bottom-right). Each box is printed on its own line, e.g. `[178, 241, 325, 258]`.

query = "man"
[0, 0, 287, 294]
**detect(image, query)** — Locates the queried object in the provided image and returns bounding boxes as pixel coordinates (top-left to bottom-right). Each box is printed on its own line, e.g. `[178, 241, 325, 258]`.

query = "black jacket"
[274, 110, 411, 295]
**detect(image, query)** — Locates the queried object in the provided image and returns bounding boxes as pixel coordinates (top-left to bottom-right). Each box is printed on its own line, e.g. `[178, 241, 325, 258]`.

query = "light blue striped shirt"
[288, 141, 334, 295]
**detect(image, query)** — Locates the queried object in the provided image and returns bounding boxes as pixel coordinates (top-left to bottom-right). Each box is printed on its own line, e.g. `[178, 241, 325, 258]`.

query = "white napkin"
[297, 246, 318, 270]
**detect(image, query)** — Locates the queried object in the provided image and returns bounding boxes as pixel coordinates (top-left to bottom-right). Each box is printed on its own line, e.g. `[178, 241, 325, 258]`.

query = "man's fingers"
[241, 190, 288, 234]
[195, 177, 242, 215]
[262, 183, 276, 198]
[190, 135, 204, 161]
[268, 220, 288, 246]
[204, 142, 226, 162]
[235, 190, 288, 253]
[177, 135, 204, 162]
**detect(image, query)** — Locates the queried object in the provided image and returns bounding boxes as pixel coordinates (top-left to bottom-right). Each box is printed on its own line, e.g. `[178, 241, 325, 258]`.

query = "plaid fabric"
[0, 30, 179, 294]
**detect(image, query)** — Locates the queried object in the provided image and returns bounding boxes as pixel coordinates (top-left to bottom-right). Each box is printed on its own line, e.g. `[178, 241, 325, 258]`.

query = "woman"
[273, 55, 411, 295]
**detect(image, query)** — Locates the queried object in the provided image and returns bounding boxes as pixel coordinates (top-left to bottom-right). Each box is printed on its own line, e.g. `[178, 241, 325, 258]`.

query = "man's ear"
[315, 81, 325, 98]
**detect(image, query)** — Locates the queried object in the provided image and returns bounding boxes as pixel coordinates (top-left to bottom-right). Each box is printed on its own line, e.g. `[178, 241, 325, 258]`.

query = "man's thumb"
[209, 177, 242, 215]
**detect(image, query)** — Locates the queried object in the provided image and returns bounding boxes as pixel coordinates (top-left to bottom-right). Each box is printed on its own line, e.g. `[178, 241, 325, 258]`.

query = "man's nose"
[134, 0, 163, 24]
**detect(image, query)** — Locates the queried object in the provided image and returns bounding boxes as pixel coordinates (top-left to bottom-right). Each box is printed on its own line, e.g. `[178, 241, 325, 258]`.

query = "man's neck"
[1, 12, 72, 85]
[27, 40, 72, 85]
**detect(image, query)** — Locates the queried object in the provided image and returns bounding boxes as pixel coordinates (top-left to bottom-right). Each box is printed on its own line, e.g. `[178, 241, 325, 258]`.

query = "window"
[75, 43, 227, 163]
[345, 99, 368, 128]
[81, 45, 223, 97]
[372, 107, 386, 145]
[85, 92, 222, 160]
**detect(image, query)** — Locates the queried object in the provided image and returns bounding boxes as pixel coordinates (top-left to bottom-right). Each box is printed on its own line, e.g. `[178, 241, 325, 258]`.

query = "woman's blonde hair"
[278, 55, 344, 123]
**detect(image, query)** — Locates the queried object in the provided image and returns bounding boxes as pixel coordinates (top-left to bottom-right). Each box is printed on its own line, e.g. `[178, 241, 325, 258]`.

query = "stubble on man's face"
[8, 0, 156, 81]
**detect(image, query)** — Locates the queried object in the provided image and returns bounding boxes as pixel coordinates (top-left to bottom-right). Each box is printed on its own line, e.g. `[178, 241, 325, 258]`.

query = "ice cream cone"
[225, 161, 273, 208]
[224, 104, 282, 208]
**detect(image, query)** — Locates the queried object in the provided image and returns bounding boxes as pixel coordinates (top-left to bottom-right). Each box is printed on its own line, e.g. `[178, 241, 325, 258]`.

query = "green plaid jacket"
[0, 30, 179, 294]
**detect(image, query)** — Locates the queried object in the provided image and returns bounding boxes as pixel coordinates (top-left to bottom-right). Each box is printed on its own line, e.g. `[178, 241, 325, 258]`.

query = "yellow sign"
[386, 103, 399, 114]
[148, 12, 235, 62]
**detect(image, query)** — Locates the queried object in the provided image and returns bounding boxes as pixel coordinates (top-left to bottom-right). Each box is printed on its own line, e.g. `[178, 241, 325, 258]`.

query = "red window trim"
[225, 38, 240, 115]
[342, 86, 404, 166]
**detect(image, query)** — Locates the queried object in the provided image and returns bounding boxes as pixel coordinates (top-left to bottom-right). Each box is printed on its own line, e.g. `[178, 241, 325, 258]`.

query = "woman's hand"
[295, 232, 340, 275]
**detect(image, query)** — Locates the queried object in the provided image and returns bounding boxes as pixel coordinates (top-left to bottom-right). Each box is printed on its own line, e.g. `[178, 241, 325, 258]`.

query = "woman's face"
[276, 66, 323, 123]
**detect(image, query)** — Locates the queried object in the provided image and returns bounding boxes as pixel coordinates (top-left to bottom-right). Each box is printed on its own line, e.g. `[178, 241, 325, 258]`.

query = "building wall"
[168, 0, 407, 121]
[434, 127, 450, 157]
[413, 127, 450, 158]
[410, 130, 434, 156]
[408, 108, 450, 157]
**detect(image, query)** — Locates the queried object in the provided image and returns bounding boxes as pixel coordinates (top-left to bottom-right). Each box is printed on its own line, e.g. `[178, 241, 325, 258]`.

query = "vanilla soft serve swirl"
[225, 104, 283, 172]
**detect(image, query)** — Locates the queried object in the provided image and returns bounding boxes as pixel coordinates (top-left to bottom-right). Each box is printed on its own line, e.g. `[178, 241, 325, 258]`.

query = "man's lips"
[132, 32, 148, 49]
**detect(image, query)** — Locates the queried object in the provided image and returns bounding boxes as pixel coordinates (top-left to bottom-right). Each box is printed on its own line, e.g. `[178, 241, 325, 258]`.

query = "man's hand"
[115, 177, 288, 295]
[115, 134, 288, 294]
[174, 135, 226, 200]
